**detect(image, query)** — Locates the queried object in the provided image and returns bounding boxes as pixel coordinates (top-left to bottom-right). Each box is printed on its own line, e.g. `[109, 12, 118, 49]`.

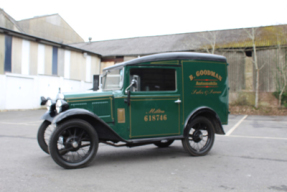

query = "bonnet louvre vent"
[92, 101, 111, 118]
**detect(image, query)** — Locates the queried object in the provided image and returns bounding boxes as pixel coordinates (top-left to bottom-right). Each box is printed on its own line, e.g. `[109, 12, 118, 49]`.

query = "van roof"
[103, 52, 227, 70]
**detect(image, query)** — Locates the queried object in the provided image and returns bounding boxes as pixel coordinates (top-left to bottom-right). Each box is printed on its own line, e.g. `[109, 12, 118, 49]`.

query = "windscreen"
[102, 68, 124, 91]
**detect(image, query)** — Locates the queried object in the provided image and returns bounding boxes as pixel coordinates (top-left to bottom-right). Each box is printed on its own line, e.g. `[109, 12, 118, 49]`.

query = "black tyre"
[182, 116, 215, 156]
[49, 119, 99, 169]
[37, 120, 54, 154]
[154, 140, 174, 148]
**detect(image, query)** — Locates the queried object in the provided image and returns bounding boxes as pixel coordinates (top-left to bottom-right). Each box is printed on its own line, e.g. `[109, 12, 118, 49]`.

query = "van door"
[128, 66, 181, 139]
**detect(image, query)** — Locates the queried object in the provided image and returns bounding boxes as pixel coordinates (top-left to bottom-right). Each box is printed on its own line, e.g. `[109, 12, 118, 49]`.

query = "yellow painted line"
[226, 115, 248, 136]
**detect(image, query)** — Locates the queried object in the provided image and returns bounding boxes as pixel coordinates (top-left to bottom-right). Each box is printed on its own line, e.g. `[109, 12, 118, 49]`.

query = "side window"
[130, 68, 176, 91]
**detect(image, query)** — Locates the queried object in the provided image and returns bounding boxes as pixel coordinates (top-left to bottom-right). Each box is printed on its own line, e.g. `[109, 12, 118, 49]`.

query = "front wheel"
[37, 120, 54, 154]
[182, 116, 215, 156]
[49, 119, 99, 169]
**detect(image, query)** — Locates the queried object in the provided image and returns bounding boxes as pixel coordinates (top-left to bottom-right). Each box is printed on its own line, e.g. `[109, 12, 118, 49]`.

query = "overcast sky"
[1, 0, 287, 42]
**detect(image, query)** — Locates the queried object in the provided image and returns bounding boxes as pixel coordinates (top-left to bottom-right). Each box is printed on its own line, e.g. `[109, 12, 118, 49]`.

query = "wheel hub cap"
[72, 141, 78, 148]
[192, 130, 203, 143]
[65, 136, 80, 150]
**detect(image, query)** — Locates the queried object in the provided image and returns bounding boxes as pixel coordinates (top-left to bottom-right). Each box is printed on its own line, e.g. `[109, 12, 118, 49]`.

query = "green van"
[37, 52, 228, 169]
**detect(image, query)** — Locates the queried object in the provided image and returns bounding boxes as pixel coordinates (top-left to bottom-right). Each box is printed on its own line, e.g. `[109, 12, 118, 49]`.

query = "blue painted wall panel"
[4, 35, 12, 72]
[52, 46, 58, 75]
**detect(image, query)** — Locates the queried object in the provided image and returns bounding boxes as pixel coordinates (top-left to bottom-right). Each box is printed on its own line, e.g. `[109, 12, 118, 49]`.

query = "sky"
[1, 0, 287, 42]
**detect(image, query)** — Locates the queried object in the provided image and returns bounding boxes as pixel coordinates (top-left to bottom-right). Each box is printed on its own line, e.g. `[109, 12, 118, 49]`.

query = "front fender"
[52, 108, 126, 142]
[41, 111, 57, 123]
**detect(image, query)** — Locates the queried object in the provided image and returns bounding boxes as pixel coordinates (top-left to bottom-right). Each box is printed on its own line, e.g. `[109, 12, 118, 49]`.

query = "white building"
[0, 9, 101, 110]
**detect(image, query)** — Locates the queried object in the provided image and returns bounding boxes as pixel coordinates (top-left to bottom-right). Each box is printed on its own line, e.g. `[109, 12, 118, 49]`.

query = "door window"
[130, 68, 176, 91]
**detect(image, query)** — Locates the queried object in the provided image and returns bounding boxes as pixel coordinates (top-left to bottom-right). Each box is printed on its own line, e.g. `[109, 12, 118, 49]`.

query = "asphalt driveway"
[0, 110, 286, 192]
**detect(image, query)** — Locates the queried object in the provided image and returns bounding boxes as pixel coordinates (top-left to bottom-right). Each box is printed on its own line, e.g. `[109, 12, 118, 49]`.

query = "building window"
[4, 35, 12, 72]
[52, 46, 58, 75]
[245, 51, 252, 57]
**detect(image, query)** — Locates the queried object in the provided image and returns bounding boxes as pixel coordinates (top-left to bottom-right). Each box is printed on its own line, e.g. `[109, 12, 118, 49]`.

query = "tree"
[244, 28, 265, 108]
[183, 30, 219, 54]
[273, 27, 287, 107]
[197, 31, 218, 54]
[276, 45, 287, 107]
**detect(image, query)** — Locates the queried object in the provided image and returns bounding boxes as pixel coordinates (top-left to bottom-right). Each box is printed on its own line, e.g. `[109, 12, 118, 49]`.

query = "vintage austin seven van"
[37, 52, 228, 169]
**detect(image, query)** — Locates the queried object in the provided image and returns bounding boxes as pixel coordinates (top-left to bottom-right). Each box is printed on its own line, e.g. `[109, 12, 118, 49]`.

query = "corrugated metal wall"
[220, 51, 245, 92]
[256, 48, 287, 92]
[216, 48, 287, 93]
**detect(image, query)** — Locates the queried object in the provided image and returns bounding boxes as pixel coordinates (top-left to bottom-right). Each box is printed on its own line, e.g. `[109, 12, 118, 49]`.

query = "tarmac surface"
[0, 109, 287, 192]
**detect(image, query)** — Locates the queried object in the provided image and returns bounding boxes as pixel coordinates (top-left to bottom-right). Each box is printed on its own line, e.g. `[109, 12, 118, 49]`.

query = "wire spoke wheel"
[49, 119, 98, 169]
[182, 117, 215, 156]
[37, 120, 55, 154]
[56, 128, 92, 162]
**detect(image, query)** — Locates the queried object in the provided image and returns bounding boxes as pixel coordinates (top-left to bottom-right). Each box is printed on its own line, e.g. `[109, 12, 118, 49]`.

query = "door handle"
[174, 99, 181, 104]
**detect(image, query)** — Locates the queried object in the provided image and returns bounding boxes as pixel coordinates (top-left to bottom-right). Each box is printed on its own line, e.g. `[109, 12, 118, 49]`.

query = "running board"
[100, 135, 184, 148]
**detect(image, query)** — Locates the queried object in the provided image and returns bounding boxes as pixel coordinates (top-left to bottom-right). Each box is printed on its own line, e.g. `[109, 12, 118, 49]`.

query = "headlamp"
[46, 100, 52, 111]
[56, 99, 69, 113]
[56, 100, 63, 113]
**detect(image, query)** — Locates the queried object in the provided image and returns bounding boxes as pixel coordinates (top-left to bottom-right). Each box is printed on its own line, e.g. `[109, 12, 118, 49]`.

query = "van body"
[38, 52, 228, 169]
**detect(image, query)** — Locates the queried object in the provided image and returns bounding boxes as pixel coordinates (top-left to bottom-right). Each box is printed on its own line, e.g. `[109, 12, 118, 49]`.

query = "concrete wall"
[0, 74, 93, 110]
[44, 45, 52, 75]
[12, 37, 22, 74]
[70, 51, 86, 80]
[29, 41, 38, 75]
[91, 55, 101, 77]
[58, 48, 65, 77]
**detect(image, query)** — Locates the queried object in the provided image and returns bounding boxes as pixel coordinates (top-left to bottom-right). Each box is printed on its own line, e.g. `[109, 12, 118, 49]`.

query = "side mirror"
[124, 77, 138, 106]
[125, 79, 137, 94]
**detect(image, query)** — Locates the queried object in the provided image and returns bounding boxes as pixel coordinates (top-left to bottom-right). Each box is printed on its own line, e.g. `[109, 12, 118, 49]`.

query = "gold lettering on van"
[144, 109, 167, 122]
[148, 108, 165, 114]
[196, 82, 218, 86]
[189, 75, 194, 81]
[191, 89, 222, 95]
[194, 70, 222, 81]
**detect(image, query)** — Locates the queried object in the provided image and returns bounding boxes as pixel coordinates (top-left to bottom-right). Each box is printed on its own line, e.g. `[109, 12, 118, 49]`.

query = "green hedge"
[273, 92, 287, 107]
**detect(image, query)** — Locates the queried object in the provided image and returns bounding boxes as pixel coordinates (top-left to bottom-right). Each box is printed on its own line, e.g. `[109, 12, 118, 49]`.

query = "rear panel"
[181, 60, 228, 125]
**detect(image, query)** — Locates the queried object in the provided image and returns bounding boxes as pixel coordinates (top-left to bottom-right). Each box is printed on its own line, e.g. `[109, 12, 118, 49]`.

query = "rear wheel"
[154, 140, 174, 148]
[182, 116, 215, 156]
[49, 119, 99, 169]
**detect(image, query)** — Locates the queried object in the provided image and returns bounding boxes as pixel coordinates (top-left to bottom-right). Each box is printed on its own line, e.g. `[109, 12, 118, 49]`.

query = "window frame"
[102, 67, 125, 91]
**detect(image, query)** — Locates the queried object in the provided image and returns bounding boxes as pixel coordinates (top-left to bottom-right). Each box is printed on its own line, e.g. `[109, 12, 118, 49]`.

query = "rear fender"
[184, 107, 225, 135]
[52, 109, 126, 142]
